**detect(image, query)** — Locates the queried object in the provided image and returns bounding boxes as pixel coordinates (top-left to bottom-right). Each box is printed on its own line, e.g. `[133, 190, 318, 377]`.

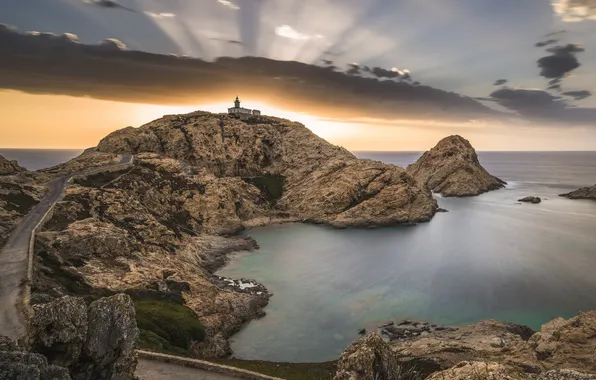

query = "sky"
[1, 0, 596, 150]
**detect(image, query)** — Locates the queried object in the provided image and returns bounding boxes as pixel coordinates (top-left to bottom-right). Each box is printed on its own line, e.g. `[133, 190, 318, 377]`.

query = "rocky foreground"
[560, 185, 596, 200]
[335, 312, 596, 379]
[407, 135, 505, 196]
[0, 294, 138, 380]
[0, 156, 46, 247]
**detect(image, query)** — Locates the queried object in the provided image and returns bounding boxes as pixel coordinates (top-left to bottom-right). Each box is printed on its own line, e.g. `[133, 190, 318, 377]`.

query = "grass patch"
[134, 299, 205, 355]
[242, 175, 285, 204]
[210, 359, 336, 380]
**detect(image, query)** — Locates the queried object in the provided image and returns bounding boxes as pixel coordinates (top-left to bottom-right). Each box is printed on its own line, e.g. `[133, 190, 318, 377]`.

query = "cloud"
[537, 44, 585, 79]
[321, 59, 333, 65]
[346, 63, 360, 76]
[217, 0, 240, 10]
[83, 0, 136, 12]
[275, 25, 323, 41]
[493, 79, 508, 86]
[552, 0, 596, 22]
[535, 39, 558, 47]
[145, 12, 176, 19]
[370, 67, 399, 79]
[562, 90, 592, 100]
[487, 87, 596, 125]
[209, 38, 243, 45]
[0, 25, 501, 124]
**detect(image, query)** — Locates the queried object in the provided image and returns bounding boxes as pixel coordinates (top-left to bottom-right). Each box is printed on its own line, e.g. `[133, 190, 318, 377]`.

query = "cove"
[217, 152, 596, 362]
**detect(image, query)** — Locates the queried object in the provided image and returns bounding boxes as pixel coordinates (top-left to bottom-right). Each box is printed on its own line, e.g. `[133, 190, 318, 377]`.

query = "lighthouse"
[228, 96, 261, 116]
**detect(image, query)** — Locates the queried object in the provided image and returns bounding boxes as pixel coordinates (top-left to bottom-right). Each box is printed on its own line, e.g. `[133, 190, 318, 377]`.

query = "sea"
[0, 149, 82, 171]
[218, 151, 596, 363]
[4, 149, 596, 363]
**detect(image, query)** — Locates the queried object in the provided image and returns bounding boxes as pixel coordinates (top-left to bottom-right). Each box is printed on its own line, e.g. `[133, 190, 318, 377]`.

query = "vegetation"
[133, 298, 205, 355]
[242, 174, 286, 204]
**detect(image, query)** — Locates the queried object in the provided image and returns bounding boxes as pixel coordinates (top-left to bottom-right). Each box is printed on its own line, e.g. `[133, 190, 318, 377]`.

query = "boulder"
[518, 196, 541, 204]
[0, 336, 72, 380]
[333, 333, 404, 380]
[560, 185, 596, 200]
[27, 296, 88, 367]
[0, 154, 26, 175]
[538, 369, 596, 379]
[27, 294, 138, 380]
[407, 135, 506, 196]
[76, 294, 139, 380]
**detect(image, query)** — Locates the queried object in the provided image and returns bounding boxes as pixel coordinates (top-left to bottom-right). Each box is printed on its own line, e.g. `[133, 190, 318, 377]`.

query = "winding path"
[136, 359, 241, 380]
[0, 154, 133, 340]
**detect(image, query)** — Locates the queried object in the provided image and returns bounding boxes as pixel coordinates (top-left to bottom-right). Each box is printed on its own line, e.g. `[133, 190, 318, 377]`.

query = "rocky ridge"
[407, 135, 505, 196]
[560, 185, 596, 200]
[334, 311, 596, 379]
[0, 154, 26, 175]
[0, 293, 137, 380]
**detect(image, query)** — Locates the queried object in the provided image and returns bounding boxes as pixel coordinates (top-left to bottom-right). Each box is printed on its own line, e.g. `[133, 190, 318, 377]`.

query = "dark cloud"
[346, 63, 360, 76]
[321, 59, 333, 65]
[487, 88, 596, 125]
[493, 79, 508, 86]
[535, 39, 558, 47]
[83, 0, 136, 12]
[209, 38, 243, 45]
[562, 90, 592, 100]
[0, 26, 499, 123]
[371, 67, 399, 79]
[537, 44, 584, 80]
[547, 84, 561, 91]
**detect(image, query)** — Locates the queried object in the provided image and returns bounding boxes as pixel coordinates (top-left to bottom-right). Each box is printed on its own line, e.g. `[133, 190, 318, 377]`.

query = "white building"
[228, 96, 261, 116]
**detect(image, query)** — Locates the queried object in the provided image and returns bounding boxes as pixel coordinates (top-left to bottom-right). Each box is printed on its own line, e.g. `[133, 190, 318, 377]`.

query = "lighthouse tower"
[228, 96, 261, 116]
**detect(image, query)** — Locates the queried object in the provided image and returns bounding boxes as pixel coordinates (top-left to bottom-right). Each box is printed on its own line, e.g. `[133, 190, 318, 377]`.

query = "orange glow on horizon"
[1, 90, 596, 151]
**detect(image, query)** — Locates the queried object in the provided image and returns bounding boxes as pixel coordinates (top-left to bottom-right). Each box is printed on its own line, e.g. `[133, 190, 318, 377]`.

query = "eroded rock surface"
[560, 185, 596, 200]
[334, 333, 403, 380]
[0, 154, 26, 175]
[519, 196, 542, 204]
[407, 135, 505, 196]
[0, 175, 45, 247]
[96, 112, 437, 227]
[26, 294, 138, 380]
[336, 312, 596, 379]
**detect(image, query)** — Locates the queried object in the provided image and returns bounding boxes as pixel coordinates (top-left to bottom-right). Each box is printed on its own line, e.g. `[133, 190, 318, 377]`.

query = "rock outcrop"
[333, 333, 404, 380]
[29, 111, 437, 357]
[0, 154, 25, 175]
[407, 135, 505, 196]
[519, 196, 541, 204]
[335, 312, 596, 379]
[96, 112, 437, 227]
[0, 176, 45, 247]
[26, 294, 139, 380]
[560, 185, 596, 200]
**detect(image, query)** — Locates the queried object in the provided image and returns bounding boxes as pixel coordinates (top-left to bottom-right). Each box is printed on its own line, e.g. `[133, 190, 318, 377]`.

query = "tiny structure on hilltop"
[227, 96, 261, 117]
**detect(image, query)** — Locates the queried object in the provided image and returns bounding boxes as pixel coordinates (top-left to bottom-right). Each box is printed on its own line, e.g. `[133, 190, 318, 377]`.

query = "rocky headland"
[22, 111, 443, 359]
[407, 135, 506, 196]
[335, 312, 596, 379]
[0, 154, 26, 175]
[560, 185, 596, 200]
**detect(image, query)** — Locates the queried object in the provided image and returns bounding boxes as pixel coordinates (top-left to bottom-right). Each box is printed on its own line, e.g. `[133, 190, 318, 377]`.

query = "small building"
[228, 96, 261, 116]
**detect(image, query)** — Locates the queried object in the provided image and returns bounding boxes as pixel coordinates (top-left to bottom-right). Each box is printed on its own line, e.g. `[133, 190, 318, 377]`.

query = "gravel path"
[136, 359, 243, 380]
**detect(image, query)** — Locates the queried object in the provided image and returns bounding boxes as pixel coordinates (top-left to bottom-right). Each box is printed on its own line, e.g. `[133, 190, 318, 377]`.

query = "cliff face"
[97, 112, 437, 226]
[335, 312, 596, 379]
[0, 177, 45, 247]
[560, 185, 596, 200]
[407, 135, 505, 197]
[0, 154, 25, 175]
[0, 294, 138, 380]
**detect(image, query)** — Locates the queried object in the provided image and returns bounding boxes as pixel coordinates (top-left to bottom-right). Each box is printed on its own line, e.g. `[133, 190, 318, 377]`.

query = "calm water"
[218, 151, 596, 362]
[0, 149, 82, 170]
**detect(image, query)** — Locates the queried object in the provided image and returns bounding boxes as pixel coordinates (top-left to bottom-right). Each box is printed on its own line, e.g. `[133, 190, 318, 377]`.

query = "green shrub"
[134, 299, 205, 352]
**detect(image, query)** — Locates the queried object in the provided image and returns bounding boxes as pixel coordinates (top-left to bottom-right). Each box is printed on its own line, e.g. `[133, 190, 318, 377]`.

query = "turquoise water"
[218, 152, 596, 362]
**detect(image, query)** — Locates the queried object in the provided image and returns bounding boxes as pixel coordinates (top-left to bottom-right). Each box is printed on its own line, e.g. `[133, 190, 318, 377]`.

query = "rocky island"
[560, 184, 596, 200]
[407, 135, 505, 196]
[25, 111, 439, 359]
[2, 110, 596, 380]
